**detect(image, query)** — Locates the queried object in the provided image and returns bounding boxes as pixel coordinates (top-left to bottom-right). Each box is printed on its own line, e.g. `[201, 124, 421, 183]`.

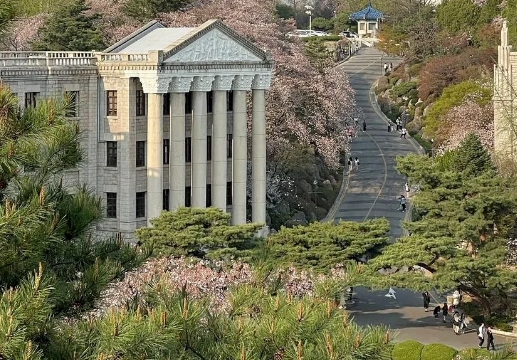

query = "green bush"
[391, 81, 418, 97]
[392, 340, 423, 360]
[421, 343, 457, 360]
[389, 76, 400, 85]
[408, 62, 425, 78]
[301, 35, 341, 42]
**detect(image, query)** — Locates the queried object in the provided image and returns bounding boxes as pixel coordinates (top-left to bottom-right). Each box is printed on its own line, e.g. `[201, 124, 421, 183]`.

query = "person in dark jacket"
[422, 291, 431, 312]
[486, 326, 496, 350]
[442, 302, 448, 323]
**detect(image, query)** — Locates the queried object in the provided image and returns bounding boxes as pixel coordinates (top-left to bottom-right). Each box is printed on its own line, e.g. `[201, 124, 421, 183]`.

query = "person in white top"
[478, 323, 485, 347]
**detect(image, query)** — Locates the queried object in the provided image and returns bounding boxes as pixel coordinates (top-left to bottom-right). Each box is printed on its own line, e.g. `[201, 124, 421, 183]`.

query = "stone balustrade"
[0, 51, 97, 66]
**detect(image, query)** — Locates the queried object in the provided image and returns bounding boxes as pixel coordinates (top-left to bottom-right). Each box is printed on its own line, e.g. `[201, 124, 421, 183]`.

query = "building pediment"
[163, 27, 264, 63]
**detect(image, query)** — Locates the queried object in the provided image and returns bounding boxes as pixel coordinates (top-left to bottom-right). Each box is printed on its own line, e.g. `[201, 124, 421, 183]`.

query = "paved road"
[334, 47, 516, 350]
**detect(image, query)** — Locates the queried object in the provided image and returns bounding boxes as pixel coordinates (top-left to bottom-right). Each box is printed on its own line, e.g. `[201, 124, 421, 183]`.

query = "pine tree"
[136, 207, 263, 260]
[266, 218, 390, 272]
[31, 0, 106, 51]
[369, 153, 517, 318]
[451, 133, 494, 178]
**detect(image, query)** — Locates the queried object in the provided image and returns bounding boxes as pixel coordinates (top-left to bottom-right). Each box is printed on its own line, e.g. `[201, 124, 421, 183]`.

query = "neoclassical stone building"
[494, 21, 517, 160]
[0, 19, 273, 239]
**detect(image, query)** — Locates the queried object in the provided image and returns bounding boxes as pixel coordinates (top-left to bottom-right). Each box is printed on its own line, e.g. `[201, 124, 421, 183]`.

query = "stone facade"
[494, 21, 517, 160]
[0, 20, 273, 241]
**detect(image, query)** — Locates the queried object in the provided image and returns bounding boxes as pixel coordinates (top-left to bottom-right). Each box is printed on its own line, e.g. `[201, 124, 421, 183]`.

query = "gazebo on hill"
[349, 2, 384, 38]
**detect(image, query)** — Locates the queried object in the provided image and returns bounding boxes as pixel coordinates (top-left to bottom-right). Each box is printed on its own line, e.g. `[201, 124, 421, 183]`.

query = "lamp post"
[305, 5, 313, 32]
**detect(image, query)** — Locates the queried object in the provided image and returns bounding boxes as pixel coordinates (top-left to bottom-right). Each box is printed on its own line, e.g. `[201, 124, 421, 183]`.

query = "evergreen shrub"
[421, 343, 457, 360]
[392, 340, 423, 360]
[456, 348, 492, 360]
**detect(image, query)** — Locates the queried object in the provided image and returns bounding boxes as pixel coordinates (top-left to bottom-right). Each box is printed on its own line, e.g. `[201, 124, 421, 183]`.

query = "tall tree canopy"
[31, 0, 106, 51]
[368, 135, 517, 317]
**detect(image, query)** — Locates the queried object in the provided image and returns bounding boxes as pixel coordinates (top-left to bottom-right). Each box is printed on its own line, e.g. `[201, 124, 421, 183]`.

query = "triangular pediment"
[162, 21, 268, 63]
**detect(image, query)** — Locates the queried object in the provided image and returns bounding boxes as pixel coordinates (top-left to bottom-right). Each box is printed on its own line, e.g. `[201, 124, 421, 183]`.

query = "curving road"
[333, 47, 515, 350]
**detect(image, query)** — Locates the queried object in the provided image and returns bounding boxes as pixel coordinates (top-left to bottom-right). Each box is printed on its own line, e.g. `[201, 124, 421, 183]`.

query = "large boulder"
[284, 211, 308, 227]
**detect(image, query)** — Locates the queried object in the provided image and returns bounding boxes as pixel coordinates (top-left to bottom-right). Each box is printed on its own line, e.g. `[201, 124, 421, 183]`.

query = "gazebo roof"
[349, 2, 384, 21]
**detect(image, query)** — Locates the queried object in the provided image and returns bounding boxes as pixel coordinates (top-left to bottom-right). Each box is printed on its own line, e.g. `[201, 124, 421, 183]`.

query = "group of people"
[387, 117, 407, 138]
[422, 291, 497, 351]
[383, 62, 393, 74]
[347, 156, 360, 171]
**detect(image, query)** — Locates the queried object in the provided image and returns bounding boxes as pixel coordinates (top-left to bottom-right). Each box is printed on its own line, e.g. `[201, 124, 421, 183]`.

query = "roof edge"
[104, 20, 165, 53]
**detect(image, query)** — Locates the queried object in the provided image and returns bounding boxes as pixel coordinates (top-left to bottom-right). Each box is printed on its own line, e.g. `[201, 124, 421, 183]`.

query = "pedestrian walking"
[442, 302, 448, 323]
[384, 63, 388, 73]
[478, 323, 485, 347]
[389, 62, 393, 72]
[486, 326, 496, 350]
[387, 123, 391, 132]
[354, 157, 360, 168]
[405, 182, 410, 193]
[400, 128, 407, 139]
[362, 120, 366, 132]
[422, 291, 431, 312]
[347, 157, 353, 171]
[396, 118, 401, 131]
[399, 195, 407, 212]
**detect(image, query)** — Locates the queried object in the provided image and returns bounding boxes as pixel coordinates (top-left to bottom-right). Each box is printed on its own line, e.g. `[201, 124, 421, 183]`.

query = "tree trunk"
[459, 284, 492, 318]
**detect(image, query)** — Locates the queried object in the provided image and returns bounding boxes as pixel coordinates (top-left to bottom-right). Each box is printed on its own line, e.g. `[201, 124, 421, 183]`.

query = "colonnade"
[140, 73, 271, 226]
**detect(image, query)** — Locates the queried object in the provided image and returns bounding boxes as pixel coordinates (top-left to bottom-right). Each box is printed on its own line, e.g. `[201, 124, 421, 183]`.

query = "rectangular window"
[226, 182, 232, 205]
[136, 141, 145, 167]
[185, 92, 192, 114]
[227, 91, 233, 111]
[65, 91, 79, 117]
[185, 186, 191, 207]
[227, 134, 233, 158]
[163, 93, 170, 115]
[359, 23, 365, 31]
[25, 92, 38, 108]
[106, 141, 117, 167]
[163, 189, 169, 211]
[136, 192, 146, 218]
[163, 139, 170, 165]
[136, 90, 146, 116]
[206, 184, 212, 207]
[185, 137, 192, 162]
[207, 91, 213, 113]
[207, 136, 212, 161]
[106, 90, 117, 116]
[106, 192, 117, 218]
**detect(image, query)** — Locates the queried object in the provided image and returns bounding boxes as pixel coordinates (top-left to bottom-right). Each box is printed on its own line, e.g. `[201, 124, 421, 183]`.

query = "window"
[65, 91, 79, 117]
[106, 192, 117, 218]
[136, 192, 146, 218]
[185, 92, 192, 114]
[207, 136, 212, 161]
[185, 186, 191, 207]
[207, 91, 213, 113]
[25, 92, 38, 108]
[136, 90, 145, 116]
[226, 182, 232, 205]
[163, 139, 170, 165]
[185, 137, 192, 162]
[206, 184, 212, 207]
[368, 22, 377, 31]
[163, 189, 169, 211]
[106, 90, 117, 116]
[359, 23, 365, 31]
[227, 134, 233, 158]
[136, 141, 145, 167]
[106, 141, 117, 167]
[163, 93, 170, 115]
[227, 91, 233, 111]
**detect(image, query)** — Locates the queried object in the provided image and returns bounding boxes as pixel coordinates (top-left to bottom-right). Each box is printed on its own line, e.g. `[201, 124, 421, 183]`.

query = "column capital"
[170, 76, 194, 93]
[213, 75, 235, 91]
[140, 76, 171, 94]
[252, 74, 272, 90]
[191, 75, 215, 92]
[232, 75, 254, 91]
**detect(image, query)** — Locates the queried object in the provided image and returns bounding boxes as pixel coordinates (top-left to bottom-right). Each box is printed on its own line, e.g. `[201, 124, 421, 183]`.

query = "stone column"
[251, 74, 271, 225]
[141, 76, 171, 226]
[211, 75, 234, 211]
[231, 75, 254, 225]
[190, 75, 215, 208]
[169, 77, 193, 210]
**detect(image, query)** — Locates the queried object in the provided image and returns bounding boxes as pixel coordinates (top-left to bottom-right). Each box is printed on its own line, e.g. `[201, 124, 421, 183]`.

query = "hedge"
[455, 348, 492, 360]
[392, 340, 423, 360]
[421, 343, 457, 360]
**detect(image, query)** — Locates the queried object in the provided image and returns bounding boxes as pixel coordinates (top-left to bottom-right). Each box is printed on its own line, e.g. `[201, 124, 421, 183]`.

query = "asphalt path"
[334, 47, 516, 350]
